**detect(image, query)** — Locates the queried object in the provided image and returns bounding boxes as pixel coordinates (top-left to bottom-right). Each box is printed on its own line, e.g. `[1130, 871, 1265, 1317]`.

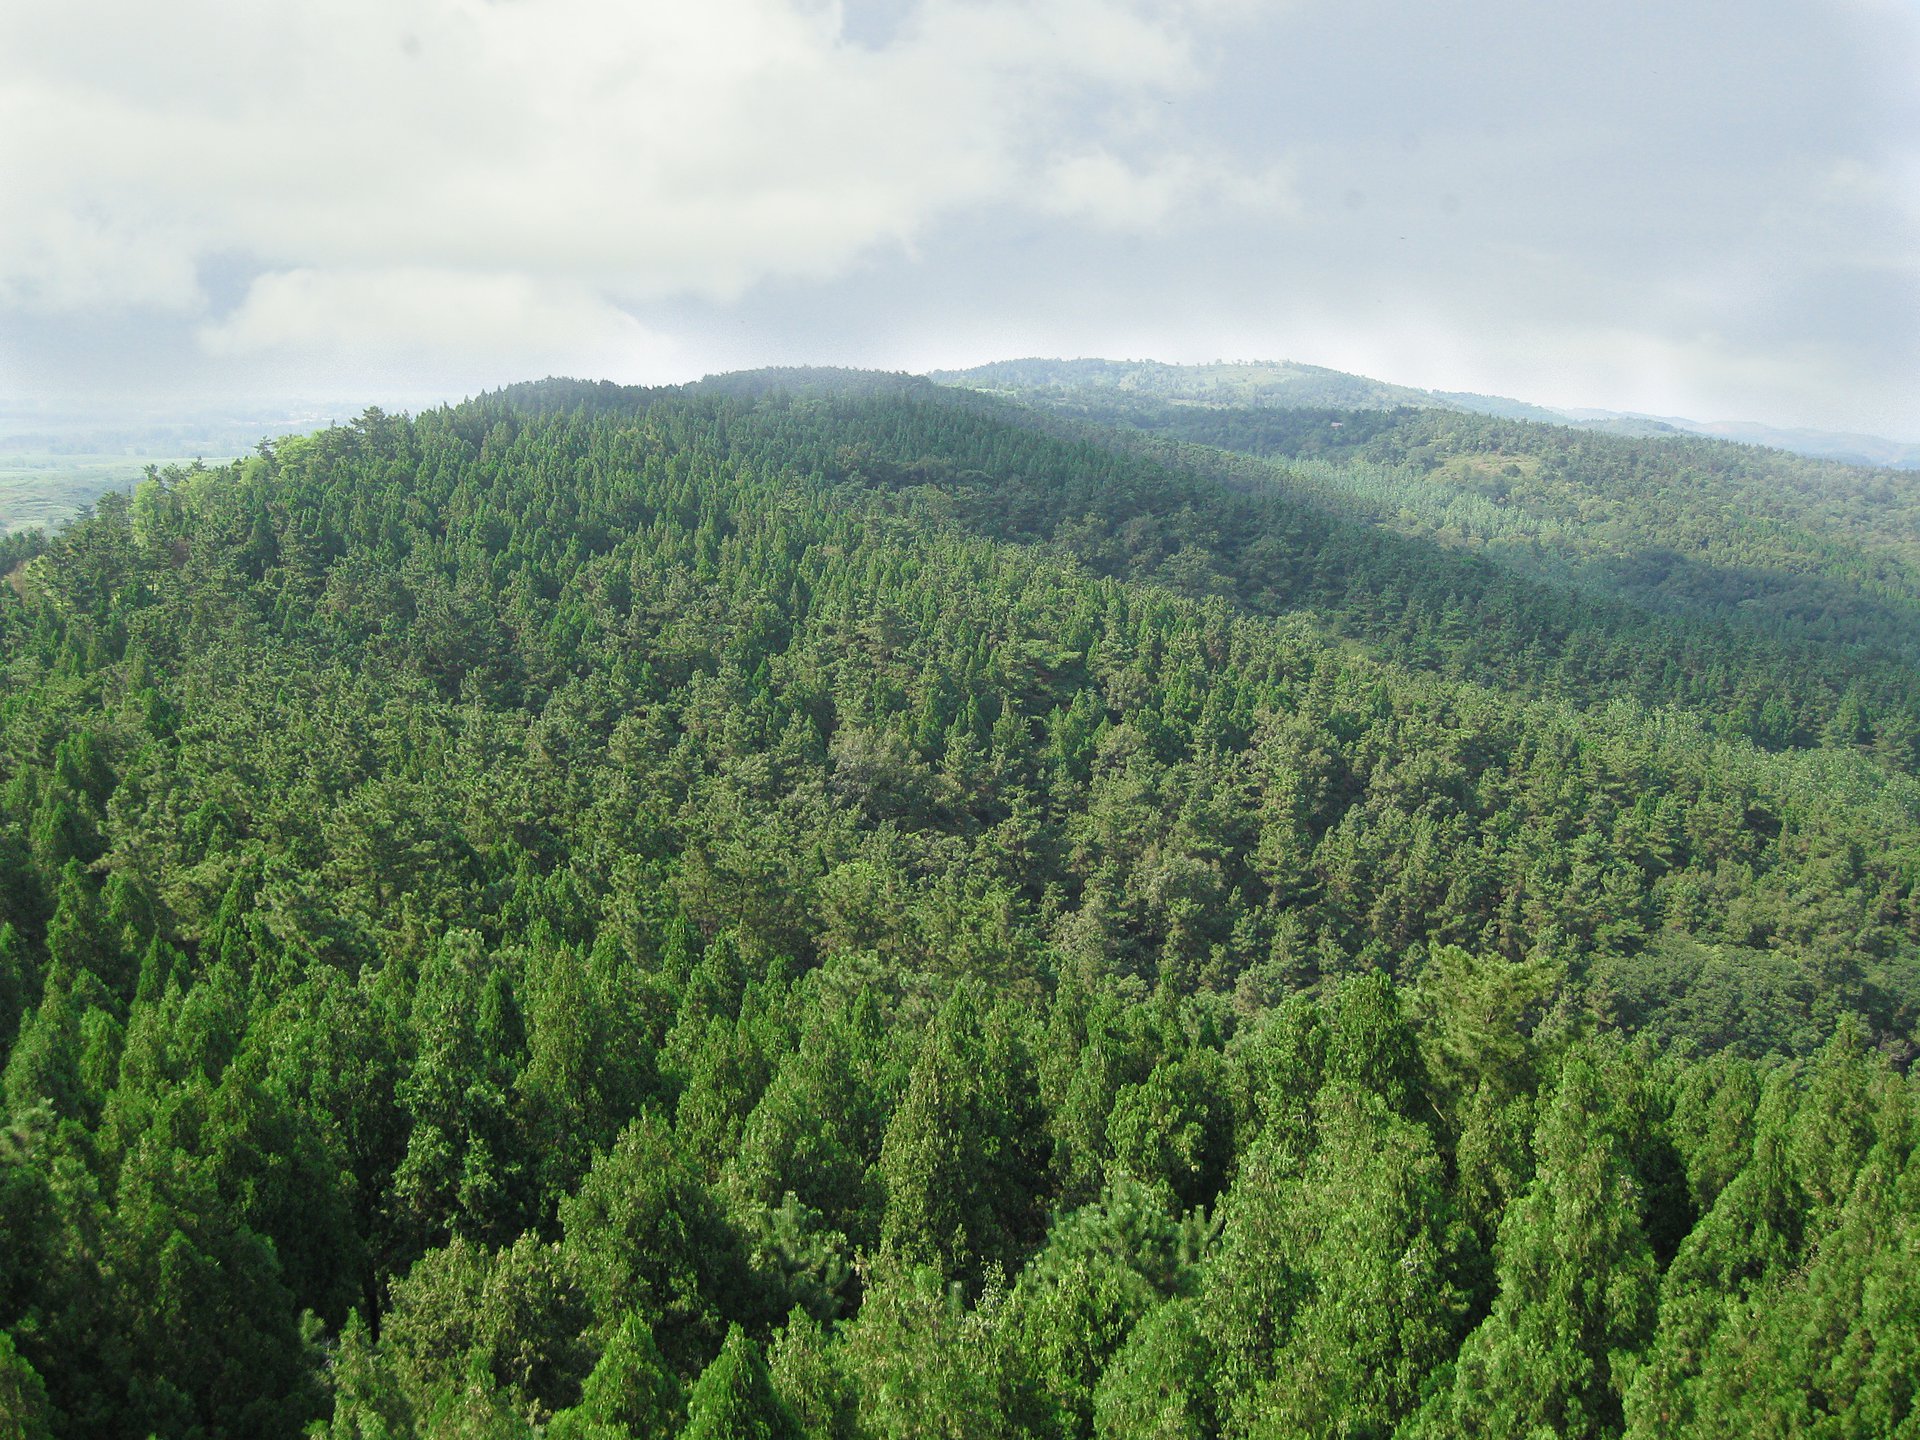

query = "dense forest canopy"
[1, 372, 1917, 1438]
[942, 367, 1920, 672]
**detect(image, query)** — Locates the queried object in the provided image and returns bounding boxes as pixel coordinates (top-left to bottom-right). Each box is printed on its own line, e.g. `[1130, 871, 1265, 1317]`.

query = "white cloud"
[199, 268, 678, 381]
[3, 0, 1916, 435]
[0, 0, 1275, 365]
[0, 205, 201, 315]
[1041, 150, 1295, 229]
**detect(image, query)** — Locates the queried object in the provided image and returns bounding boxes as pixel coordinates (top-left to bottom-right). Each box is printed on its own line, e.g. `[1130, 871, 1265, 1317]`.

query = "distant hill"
[930, 357, 1442, 411]
[932, 363, 1920, 673]
[1635, 417, 1920, 469]
[936, 358, 1920, 467]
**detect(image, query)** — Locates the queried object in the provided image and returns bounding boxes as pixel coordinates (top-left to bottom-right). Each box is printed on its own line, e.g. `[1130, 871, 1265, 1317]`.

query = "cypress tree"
[682, 1325, 799, 1440]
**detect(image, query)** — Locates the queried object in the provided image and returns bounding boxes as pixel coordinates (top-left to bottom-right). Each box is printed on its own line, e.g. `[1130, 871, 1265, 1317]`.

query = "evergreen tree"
[682, 1324, 800, 1440]
[1010, 1179, 1188, 1440]
[0, 1330, 53, 1440]
[1091, 1299, 1213, 1440]
[768, 1308, 856, 1440]
[878, 983, 1045, 1290]
[3, 969, 85, 1123]
[0, 924, 32, 1048]
[1431, 1052, 1656, 1439]
[840, 1267, 1034, 1440]
[547, 1311, 683, 1440]
[1246, 1084, 1469, 1439]
[312, 1310, 414, 1440]
[559, 1112, 749, 1372]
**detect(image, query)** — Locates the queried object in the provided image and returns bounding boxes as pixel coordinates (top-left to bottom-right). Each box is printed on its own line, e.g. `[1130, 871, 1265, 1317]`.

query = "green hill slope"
[1, 374, 1917, 1438]
[938, 370, 1920, 675]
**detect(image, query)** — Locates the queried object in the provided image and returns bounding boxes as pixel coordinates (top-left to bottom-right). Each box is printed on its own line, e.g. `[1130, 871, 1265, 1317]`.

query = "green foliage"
[1009, 1179, 1190, 1439]
[0, 372, 1916, 1437]
[311, 1311, 413, 1440]
[1104, 1051, 1233, 1211]
[682, 1324, 801, 1440]
[767, 1308, 855, 1440]
[839, 1268, 1032, 1440]
[878, 983, 1046, 1291]
[383, 1232, 592, 1422]
[1241, 1084, 1470, 1438]
[1434, 1053, 1657, 1439]
[111, 1120, 324, 1437]
[1092, 1299, 1212, 1440]
[546, 1311, 683, 1440]
[559, 1112, 750, 1372]
[1411, 944, 1556, 1103]
[2, 972, 85, 1123]
[0, 1329, 52, 1440]
[984, 373, 1920, 692]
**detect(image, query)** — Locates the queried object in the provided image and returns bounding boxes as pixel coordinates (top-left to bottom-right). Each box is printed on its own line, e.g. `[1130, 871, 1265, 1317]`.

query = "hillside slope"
[0, 375, 1916, 1438]
[937, 372, 1920, 677]
[937, 356, 1920, 465]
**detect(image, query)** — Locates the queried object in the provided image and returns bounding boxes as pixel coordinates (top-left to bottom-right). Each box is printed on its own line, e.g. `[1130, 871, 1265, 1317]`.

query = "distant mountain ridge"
[931, 357, 1443, 413]
[1598, 415, 1920, 469]
[933, 357, 1920, 468]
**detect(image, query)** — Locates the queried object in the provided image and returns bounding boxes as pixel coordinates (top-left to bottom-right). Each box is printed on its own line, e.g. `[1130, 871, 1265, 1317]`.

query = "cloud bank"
[2, 0, 1916, 435]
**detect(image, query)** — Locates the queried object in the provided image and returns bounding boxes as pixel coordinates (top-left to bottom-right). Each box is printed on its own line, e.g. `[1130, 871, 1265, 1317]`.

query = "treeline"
[0, 383, 1916, 1436]
[930, 356, 1443, 411]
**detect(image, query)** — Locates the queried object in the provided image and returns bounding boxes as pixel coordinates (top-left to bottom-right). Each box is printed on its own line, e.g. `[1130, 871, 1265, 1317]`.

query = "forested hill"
[929, 357, 1449, 412]
[938, 371, 1920, 674]
[493, 374, 1920, 769]
[2, 375, 1919, 1438]
[934, 356, 1920, 463]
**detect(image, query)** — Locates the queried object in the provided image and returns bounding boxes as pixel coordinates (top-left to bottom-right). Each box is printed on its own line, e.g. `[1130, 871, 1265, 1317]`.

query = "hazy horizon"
[11, 354, 1920, 457]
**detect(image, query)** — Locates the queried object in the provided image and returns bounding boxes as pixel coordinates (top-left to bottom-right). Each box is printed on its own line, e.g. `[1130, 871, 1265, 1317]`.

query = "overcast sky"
[4, 0, 1918, 436]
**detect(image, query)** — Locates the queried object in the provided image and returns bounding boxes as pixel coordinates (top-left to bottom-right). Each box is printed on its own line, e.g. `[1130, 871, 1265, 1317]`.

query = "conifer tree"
[313, 1310, 414, 1440]
[1247, 1084, 1469, 1439]
[0, 924, 31, 1048]
[1092, 1298, 1212, 1440]
[547, 1311, 683, 1440]
[682, 1324, 800, 1440]
[1432, 1052, 1656, 1440]
[878, 983, 1044, 1289]
[1010, 1178, 1186, 1440]
[2, 970, 84, 1123]
[559, 1112, 748, 1372]
[768, 1308, 856, 1440]
[0, 1330, 52, 1440]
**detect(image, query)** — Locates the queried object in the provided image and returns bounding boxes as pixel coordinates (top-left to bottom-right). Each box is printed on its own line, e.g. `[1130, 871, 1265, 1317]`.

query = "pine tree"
[547, 1311, 682, 1440]
[0, 924, 32, 1048]
[0, 1330, 53, 1440]
[559, 1112, 747, 1372]
[1246, 1084, 1469, 1439]
[682, 1325, 800, 1440]
[878, 983, 1044, 1290]
[3, 970, 84, 1122]
[768, 1308, 855, 1440]
[1092, 1299, 1212, 1440]
[1010, 1179, 1186, 1440]
[1434, 1052, 1656, 1439]
[314, 1310, 414, 1440]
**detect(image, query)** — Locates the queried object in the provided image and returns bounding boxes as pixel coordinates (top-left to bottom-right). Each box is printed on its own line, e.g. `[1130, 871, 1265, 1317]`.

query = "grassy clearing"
[0, 453, 237, 534]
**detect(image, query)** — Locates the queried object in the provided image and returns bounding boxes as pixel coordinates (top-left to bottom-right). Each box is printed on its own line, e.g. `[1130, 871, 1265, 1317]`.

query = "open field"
[0, 452, 238, 534]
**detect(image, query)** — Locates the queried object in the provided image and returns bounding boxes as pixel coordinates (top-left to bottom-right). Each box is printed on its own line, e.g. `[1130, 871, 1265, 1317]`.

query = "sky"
[4, 0, 1918, 438]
